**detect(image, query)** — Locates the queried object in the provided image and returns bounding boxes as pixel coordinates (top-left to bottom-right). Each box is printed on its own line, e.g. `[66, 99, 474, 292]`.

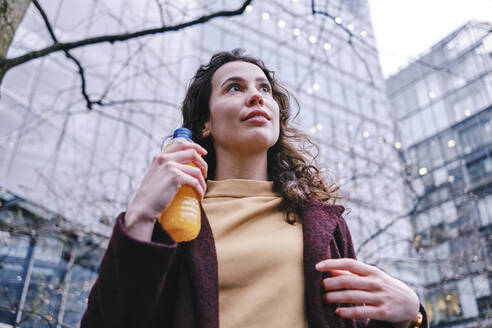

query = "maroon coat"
[82, 202, 427, 328]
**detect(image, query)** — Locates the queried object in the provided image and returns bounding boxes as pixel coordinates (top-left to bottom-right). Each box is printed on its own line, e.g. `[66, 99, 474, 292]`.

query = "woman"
[82, 49, 426, 328]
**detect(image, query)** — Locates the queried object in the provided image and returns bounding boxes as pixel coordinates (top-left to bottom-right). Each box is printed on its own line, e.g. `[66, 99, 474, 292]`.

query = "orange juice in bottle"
[159, 128, 201, 242]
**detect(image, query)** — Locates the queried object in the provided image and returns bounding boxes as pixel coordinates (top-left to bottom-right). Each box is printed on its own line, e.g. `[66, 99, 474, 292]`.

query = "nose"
[247, 93, 264, 107]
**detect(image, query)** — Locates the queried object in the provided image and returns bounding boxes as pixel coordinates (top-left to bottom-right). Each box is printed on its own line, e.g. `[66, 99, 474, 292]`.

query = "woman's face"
[203, 61, 280, 156]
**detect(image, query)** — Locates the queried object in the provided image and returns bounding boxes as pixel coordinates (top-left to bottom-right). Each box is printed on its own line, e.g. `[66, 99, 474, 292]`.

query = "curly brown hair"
[181, 49, 339, 223]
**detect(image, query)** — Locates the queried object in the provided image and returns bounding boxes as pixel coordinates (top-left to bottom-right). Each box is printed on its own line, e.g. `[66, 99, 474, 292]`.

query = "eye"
[227, 83, 242, 92]
[260, 83, 271, 93]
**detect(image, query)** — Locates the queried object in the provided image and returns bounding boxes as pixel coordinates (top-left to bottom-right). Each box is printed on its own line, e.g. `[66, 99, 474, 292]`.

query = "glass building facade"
[387, 21, 492, 327]
[0, 187, 106, 327]
[1, 0, 417, 325]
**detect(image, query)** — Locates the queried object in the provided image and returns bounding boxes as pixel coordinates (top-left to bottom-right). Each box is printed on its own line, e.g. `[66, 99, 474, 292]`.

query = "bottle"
[158, 128, 201, 242]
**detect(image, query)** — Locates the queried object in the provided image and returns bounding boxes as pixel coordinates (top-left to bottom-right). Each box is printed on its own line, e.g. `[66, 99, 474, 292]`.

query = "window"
[63, 264, 99, 326]
[452, 92, 474, 123]
[0, 262, 25, 325]
[340, 49, 354, 75]
[399, 118, 415, 147]
[331, 81, 346, 107]
[477, 295, 492, 316]
[431, 100, 450, 133]
[33, 237, 64, 264]
[409, 113, 424, 145]
[222, 31, 242, 51]
[391, 92, 408, 119]
[201, 24, 223, 51]
[467, 154, 492, 185]
[421, 107, 437, 140]
[447, 164, 465, 196]
[459, 122, 483, 154]
[426, 74, 441, 99]
[22, 266, 63, 326]
[415, 80, 429, 108]
[483, 117, 492, 144]
[279, 54, 297, 85]
[403, 87, 419, 113]
[345, 89, 359, 112]
[416, 141, 431, 170]
[0, 233, 30, 258]
[426, 288, 463, 325]
[439, 134, 458, 162]
[477, 195, 492, 227]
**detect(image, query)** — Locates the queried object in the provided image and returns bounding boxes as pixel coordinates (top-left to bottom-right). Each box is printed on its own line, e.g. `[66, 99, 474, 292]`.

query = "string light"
[347, 24, 354, 31]
[429, 91, 436, 99]
[309, 35, 317, 43]
[316, 123, 323, 130]
[394, 141, 402, 149]
[363, 131, 369, 138]
[323, 42, 332, 50]
[245, 5, 252, 12]
[447, 139, 456, 148]
[448, 175, 455, 183]
[419, 167, 428, 176]
[335, 17, 342, 24]
[293, 28, 301, 36]
[313, 83, 320, 91]
[278, 20, 285, 28]
[262, 12, 270, 20]
[310, 126, 317, 134]
[464, 109, 471, 116]
[360, 31, 367, 37]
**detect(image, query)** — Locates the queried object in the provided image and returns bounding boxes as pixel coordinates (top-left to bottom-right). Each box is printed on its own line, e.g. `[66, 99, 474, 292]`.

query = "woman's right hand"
[124, 139, 208, 241]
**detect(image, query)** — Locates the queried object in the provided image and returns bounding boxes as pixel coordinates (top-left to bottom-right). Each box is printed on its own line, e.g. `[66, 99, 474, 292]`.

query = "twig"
[0, 0, 253, 79]
[31, 0, 94, 109]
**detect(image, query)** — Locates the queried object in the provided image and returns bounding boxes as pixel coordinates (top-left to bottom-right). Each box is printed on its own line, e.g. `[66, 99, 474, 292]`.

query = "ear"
[202, 120, 211, 138]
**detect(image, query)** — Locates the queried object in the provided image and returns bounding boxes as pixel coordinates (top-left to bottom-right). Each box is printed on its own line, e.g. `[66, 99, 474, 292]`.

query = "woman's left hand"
[316, 258, 420, 327]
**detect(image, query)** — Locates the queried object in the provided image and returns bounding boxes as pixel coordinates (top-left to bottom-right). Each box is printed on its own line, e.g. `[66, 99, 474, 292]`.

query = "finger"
[175, 163, 206, 189]
[328, 269, 357, 277]
[160, 149, 208, 179]
[324, 290, 381, 305]
[323, 275, 382, 292]
[335, 305, 383, 320]
[171, 165, 207, 200]
[164, 139, 207, 155]
[316, 259, 376, 276]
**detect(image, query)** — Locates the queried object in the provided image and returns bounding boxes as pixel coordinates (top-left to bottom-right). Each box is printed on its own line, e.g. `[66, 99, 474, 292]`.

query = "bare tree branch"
[0, 0, 252, 82]
[31, 0, 94, 109]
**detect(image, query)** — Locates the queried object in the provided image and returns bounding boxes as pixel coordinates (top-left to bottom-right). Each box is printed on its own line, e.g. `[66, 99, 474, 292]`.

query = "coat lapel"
[183, 206, 219, 327]
[302, 202, 346, 328]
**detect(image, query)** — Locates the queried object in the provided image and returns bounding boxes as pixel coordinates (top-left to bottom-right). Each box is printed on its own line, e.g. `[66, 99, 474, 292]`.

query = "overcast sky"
[368, 0, 492, 78]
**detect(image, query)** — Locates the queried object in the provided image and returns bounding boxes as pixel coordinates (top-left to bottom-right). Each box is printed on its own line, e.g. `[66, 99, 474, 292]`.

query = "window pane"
[431, 100, 450, 132]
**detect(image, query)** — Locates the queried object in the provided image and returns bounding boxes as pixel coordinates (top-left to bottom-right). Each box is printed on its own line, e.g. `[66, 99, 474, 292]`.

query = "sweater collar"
[205, 179, 278, 198]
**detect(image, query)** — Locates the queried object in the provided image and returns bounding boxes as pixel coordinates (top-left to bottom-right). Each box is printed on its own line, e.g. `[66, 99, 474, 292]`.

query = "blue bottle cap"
[173, 127, 193, 140]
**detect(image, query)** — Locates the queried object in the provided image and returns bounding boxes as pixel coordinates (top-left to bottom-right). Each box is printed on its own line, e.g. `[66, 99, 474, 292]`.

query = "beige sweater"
[202, 179, 308, 328]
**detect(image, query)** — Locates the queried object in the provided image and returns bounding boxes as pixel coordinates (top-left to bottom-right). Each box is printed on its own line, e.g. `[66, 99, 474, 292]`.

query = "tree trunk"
[0, 0, 31, 84]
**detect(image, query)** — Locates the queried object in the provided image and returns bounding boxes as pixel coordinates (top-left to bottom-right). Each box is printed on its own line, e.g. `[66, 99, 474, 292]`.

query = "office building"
[387, 20, 492, 327]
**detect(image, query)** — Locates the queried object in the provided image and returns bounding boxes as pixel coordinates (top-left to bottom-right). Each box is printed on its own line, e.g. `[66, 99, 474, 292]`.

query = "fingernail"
[315, 262, 325, 270]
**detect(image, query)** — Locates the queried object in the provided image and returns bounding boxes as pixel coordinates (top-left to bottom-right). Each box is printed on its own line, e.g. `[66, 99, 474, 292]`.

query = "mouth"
[242, 109, 271, 121]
